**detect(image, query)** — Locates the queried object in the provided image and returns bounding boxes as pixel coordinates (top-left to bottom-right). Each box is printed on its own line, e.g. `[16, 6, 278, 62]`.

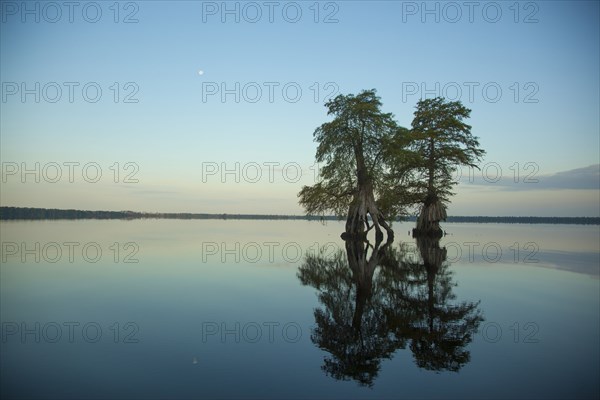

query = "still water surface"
[1, 220, 598, 399]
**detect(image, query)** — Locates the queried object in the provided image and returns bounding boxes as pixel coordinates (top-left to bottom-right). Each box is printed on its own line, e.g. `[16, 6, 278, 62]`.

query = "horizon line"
[1, 206, 598, 224]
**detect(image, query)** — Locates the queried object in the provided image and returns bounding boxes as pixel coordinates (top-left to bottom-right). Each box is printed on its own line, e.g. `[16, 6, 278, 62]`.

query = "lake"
[1, 220, 598, 399]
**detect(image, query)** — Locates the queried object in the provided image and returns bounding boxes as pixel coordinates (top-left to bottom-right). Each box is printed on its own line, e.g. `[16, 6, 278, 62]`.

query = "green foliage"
[407, 97, 486, 206]
[299, 93, 485, 225]
[298, 89, 410, 220]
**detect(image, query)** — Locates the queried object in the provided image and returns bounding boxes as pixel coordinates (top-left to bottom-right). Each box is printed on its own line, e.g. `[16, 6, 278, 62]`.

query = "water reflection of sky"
[1, 220, 598, 399]
[439, 223, 600, 277]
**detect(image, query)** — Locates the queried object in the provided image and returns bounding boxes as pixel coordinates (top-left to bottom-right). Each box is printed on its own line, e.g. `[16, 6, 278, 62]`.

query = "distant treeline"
[0, 207, 598, 225]
[0, 207, 327, 221]
[443, 216, 599, 225]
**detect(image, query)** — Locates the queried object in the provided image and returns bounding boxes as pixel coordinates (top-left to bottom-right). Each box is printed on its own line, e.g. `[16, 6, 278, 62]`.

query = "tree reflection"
[397, 236, 483, 372]
[298, 235, 483, 386]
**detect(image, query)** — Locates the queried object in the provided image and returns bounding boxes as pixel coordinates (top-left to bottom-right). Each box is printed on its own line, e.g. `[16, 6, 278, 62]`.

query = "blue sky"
[1, 0, 599, 216]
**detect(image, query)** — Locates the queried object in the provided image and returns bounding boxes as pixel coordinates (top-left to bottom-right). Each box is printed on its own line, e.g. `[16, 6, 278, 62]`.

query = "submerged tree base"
[343, 185, 394, 243]
[412, 227, 444, 238]
[341, 231, 368, 241]
[340, 230, 392, 242]
[413, 196, 446, 238]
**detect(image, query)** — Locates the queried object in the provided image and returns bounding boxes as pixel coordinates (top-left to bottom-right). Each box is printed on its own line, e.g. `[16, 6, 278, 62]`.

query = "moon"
[198, 70, 204, 76]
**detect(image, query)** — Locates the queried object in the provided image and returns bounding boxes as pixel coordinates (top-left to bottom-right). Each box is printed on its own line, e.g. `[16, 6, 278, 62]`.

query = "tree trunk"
[413, 195, 446, 238]
[413, 138, 445, 238]
[342, 143, 394, 242]
[342, 183, 394, 241]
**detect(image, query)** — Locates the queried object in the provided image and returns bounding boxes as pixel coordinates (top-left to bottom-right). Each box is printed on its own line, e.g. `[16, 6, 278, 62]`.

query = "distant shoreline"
[0, 207, 598, 225]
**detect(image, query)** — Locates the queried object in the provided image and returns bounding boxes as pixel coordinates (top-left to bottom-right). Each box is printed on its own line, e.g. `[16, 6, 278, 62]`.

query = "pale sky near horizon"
[1, 0, 599, 216]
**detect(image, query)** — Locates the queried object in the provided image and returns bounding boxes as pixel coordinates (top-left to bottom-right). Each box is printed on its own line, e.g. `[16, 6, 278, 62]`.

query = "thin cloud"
[458, 164, 599, 191]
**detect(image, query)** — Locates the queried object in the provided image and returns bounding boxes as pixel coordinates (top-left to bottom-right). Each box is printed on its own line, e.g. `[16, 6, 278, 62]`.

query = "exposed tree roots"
[341, 185, 394, 243]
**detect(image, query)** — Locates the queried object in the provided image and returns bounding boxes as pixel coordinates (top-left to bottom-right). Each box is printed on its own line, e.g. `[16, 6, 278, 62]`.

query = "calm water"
[1, 220, 598, 399]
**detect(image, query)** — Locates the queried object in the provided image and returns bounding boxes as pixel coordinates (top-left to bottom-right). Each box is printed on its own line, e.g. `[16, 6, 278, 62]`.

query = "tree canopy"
[408, 97, 485, 205]
[407, 97, 485, 235]
[298, 89, 405, 239]
[299, 93, 486, 237]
